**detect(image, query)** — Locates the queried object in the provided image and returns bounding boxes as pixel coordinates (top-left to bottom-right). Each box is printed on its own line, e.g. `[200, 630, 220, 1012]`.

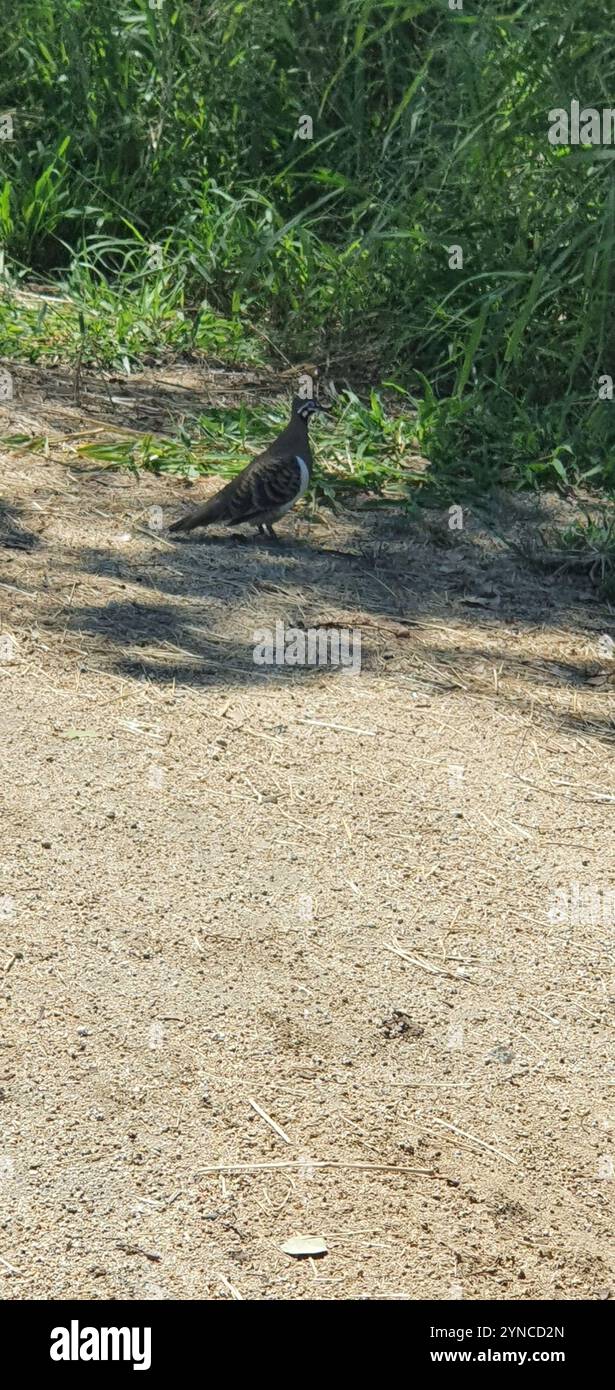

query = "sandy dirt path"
[0, 410, 613, 1300]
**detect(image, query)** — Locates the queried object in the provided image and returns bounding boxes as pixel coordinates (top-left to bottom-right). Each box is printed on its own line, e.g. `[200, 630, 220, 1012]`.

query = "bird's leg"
[256, 522, 280, 543]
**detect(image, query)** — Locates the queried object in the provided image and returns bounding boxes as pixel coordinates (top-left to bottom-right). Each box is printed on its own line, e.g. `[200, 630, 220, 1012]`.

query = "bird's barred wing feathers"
[223, 452, 307, 523]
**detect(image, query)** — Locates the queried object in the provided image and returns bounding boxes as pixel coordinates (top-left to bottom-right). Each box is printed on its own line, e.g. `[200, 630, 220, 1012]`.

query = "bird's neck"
[282, 416, 310, 450]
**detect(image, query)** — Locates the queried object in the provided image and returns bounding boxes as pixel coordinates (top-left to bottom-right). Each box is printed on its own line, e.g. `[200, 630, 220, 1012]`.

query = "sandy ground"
[0, 368, 614, 1300]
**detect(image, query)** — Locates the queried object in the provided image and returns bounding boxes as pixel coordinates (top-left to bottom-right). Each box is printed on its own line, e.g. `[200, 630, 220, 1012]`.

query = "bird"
[168, 395, 327, 539]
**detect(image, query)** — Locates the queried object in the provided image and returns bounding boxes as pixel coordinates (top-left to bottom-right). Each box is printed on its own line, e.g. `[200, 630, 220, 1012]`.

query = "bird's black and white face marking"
[292, 396, 324, 422]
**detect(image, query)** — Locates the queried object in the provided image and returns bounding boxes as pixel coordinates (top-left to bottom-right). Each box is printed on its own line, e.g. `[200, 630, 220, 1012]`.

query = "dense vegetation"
[1, 0, 615, 495]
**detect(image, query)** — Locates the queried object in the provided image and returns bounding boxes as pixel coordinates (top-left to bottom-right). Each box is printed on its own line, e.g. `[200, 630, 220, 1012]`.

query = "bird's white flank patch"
[294, 456, 309, 500]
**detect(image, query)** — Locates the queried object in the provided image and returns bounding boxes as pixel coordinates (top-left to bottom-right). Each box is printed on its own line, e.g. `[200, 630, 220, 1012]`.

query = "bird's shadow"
[170, 528, 357, 560]
[6, 456, 614, 744]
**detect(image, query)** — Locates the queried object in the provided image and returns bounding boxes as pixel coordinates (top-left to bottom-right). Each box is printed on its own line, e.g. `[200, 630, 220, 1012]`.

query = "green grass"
[1, 385, 436, 512]
[556, 511, 615, 596]
[2, 0, 615, 496]
[0, 265, 264, 369]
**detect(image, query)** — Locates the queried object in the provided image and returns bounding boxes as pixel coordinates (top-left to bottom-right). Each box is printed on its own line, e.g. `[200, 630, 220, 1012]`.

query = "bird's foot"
[256, 524, 281, 543]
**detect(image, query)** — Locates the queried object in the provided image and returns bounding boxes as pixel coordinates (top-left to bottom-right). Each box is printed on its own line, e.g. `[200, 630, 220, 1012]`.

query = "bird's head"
[292, 395, 328, 423]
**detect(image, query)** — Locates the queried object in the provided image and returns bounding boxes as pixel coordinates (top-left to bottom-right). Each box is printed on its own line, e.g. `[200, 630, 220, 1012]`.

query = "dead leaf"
[281, 1236, 328, 1258]
[586, 671, 615, 687]
[58, 727, 98, 740]
[460, 593, 501, 608]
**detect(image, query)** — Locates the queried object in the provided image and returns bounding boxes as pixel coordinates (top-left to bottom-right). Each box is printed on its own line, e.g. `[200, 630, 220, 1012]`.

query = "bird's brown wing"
[169, 447, 305, 532]
[223, 450, 305, 523]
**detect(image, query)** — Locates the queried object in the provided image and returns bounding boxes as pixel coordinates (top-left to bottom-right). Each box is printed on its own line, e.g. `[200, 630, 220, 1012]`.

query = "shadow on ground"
[1, 367, 614, 746]
[2, 463, 607, 744]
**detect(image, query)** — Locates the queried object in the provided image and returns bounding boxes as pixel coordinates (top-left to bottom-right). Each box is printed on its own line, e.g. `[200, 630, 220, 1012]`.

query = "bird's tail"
[168, 493, 227, 533]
